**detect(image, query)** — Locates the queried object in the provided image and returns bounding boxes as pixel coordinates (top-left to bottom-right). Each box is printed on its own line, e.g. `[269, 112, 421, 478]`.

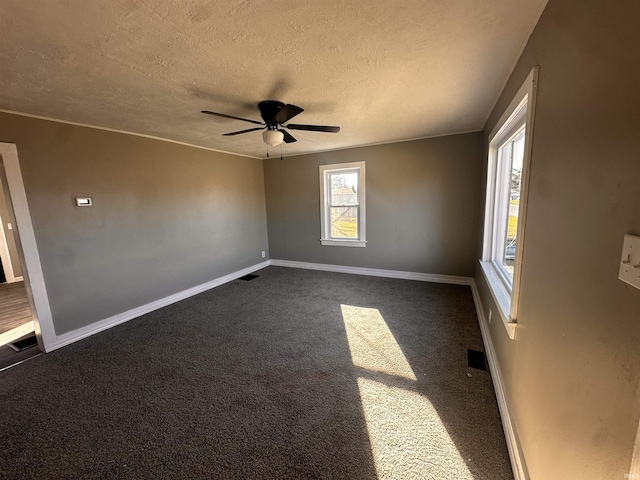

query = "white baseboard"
[45, 261, 270, 352]
[470, 280, 528, 480]
[45, 259, 470, 352]
[270, 259, 473, 286]
[42, 258, 527, 480]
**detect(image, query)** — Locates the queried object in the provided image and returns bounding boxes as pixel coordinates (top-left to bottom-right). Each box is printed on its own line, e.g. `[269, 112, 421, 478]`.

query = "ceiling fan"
[201, 101, 340, 147]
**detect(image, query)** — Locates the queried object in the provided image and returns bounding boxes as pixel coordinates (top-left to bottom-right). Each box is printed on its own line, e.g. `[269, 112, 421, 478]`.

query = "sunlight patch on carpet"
[357, 378, 473, 479]
[342, 304, 472, 479]
[341, 304, 416, 381]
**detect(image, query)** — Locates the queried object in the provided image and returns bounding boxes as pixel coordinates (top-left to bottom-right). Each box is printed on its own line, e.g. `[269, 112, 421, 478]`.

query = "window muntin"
[320, 162, 366, 247]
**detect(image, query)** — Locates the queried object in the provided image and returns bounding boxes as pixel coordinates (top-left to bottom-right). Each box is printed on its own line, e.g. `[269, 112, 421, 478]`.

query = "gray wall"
[0, 112, 268, 335]
[264, 134, 482, 277]
[475, 0, 640, 478]
[0, 175, 22, 278]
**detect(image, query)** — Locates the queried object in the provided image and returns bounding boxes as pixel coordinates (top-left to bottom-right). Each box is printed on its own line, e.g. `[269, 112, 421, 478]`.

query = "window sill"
[479, 260, 517, 340]
[320, 239, 367, 248]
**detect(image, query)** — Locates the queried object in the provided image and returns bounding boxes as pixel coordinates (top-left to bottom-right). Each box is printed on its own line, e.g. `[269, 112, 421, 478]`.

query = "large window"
[481, 68, 537, 337]
[319, 162, 366, 247]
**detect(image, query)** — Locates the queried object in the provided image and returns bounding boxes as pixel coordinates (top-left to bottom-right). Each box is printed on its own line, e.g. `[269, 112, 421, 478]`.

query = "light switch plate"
[619, 234, 640, 290]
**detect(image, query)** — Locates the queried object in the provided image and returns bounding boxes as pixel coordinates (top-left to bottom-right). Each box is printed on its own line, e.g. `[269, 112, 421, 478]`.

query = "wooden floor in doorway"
[0, 281, 38, 370]
[0, 281, 33, 335]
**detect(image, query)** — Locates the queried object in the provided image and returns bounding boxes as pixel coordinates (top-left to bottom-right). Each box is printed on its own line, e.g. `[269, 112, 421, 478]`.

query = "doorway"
[0, 143, 55, 368]
[0, 156, 37, 368]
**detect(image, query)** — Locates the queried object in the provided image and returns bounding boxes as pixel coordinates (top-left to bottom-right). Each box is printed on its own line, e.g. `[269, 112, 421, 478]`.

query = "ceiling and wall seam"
[0, 0, 549, 158]
[1, 109, 481, 161]
[479, 0, 550, 131]
[0, 109, 262, 160]
[262, 129, 483, 160]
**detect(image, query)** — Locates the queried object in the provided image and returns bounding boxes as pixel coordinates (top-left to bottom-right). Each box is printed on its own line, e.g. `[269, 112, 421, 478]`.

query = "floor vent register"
[9, 335, 38, 352]
[467, 349, 488, 371]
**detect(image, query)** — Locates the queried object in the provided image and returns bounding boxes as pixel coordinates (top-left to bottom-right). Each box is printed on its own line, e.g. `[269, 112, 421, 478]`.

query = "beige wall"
[475, 0, 640, 478]
[0, 112, 268, 335]
[0, 173, 22, 278]
[264, 133, 483, 277]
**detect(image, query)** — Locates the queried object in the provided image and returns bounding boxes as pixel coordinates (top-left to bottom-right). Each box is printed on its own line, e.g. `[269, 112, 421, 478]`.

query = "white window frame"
[480, 67, 538, 339]
[319, 161, 366, 247]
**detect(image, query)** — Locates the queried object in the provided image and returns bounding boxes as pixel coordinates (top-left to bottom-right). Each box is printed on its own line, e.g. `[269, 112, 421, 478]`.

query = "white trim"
[0, 143, 55, 352]
[46, 261, 270, 352]
[269, 259, 473, 285]
[509, 67, 538, 320]
[470, 280, 528, 480]
[14, 275, 23, 281]
[320, 239, 367, 247]
[489, 95, 527, 144]
[481, 67, 538, 331]
[0, 109, 260, 160]
[479, 261, 517, 340]
[0, 213, 16, 283]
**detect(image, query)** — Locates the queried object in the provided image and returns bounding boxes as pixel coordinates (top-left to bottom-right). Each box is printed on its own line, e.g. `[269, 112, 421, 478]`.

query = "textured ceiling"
[0, 0, 547, 158]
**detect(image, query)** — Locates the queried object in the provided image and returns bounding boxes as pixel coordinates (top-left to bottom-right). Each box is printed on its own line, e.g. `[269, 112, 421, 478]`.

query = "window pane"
[330, 172, 358, 206]
[331, 206, 358, 238]
[500, 128, 525, 278]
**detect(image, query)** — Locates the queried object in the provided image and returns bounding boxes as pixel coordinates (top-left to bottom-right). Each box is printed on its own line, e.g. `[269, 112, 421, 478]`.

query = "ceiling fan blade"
[274, 104, 304, 124]
[280, 129, 297, 143]
[222, 127, 265, 136]
[285, 124, 340, 133]
[201, 110, 264, 125]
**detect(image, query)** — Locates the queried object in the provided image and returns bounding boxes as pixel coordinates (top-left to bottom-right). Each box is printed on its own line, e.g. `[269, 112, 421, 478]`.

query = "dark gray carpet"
[0, 266, 513, 479]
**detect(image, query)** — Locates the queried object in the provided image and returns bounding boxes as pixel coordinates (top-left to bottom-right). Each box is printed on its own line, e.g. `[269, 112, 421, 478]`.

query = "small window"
[319, 162, 366, 247]
[481, 67, 537, 337]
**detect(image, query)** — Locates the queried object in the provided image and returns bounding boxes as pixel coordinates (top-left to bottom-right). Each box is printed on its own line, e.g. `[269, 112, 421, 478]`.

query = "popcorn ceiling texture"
[0, 0, 546, 158]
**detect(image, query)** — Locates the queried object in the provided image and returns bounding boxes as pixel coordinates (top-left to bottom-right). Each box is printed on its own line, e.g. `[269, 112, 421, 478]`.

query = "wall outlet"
[488, 309, 492, 324]
[261, 251, 266, 258]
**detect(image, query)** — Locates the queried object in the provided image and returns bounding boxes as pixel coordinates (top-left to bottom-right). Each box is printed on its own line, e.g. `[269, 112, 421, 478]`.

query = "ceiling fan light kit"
[263, 129, 285, 147]
[201, 100, 340, 149]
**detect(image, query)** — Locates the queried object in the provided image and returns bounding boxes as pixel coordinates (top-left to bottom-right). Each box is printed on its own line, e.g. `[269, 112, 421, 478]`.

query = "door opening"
[0, 143, 55, 365]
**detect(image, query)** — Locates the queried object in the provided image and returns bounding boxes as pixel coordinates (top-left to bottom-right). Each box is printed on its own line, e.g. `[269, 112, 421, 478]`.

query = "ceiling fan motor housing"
[259, 100, 286, 125]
